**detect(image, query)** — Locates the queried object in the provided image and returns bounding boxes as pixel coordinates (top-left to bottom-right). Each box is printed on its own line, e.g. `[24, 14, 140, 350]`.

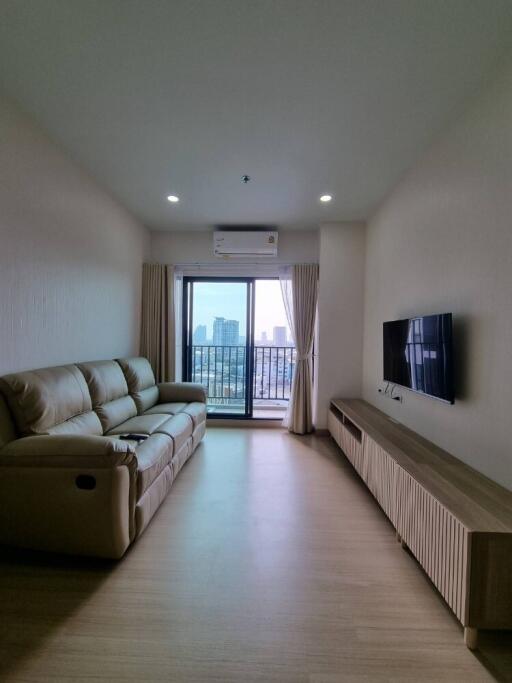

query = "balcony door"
[183, 277, 254, 418]
[182, 277, 295, 419]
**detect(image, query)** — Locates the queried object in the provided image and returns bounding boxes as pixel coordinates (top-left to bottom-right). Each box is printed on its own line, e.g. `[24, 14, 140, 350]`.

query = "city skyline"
[193, 321, 291, 346]
[191, 280, 291, 343]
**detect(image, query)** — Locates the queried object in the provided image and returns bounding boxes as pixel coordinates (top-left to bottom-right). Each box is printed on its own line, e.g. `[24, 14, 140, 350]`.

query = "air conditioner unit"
[213, 231, 278, 258]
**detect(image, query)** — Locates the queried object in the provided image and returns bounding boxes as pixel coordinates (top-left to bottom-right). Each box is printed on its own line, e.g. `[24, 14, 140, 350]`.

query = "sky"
[192, 279, 290, 342]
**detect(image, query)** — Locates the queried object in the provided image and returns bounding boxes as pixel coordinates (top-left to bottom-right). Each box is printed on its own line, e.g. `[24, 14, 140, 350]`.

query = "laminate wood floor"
[1, 429, 512, 682]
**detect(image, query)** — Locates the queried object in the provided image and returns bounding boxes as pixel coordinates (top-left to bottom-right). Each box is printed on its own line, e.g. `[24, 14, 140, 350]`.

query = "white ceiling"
[1, 0, 511, 231]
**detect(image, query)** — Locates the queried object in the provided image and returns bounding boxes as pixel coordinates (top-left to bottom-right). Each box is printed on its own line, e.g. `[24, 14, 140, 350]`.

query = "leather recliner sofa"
[0, 357, 207, 559]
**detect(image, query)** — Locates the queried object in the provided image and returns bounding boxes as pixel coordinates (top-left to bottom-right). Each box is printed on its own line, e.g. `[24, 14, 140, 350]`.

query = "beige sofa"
[0, 357, 206, 558]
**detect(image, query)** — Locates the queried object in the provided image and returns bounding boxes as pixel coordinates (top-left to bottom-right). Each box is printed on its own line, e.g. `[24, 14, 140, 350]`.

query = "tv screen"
[383, 313, 454, 404]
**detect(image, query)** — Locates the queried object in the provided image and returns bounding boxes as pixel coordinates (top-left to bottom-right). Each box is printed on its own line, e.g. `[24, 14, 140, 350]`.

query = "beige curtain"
[280, 263, 319, 434]
[140, 263, 175, 382]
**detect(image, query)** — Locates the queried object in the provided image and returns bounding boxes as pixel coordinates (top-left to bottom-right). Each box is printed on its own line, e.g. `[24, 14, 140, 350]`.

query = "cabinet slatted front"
[364, 435, 398, 527]
[395, 465, 470, 624]
[328, 399, 512, 649]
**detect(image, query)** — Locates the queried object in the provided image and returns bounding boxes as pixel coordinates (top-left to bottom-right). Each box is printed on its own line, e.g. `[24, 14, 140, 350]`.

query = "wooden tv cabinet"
[328, 398, 512, 649]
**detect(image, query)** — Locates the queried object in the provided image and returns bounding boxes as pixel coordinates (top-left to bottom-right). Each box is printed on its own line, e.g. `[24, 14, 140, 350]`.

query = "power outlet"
[378, 387, 403, 403]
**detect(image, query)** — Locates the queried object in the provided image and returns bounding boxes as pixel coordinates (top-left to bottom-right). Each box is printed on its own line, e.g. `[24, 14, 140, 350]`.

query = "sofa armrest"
[0, 434, 136, 469]
[0, 435, 137, 559]
[158, 382, 207, 404]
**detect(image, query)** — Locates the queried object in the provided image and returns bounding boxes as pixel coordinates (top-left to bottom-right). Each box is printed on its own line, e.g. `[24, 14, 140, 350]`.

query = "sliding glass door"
[183, 278, 254, 418]
[182, 277, 295, 419]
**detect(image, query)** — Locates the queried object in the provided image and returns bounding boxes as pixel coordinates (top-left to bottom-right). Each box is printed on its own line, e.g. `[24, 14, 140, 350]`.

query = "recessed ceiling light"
[320, 194, 332, 203]
[167, 195, 179, 203]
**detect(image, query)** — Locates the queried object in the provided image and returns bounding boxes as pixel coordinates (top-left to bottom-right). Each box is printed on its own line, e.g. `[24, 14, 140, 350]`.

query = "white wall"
[315, 222, 366, 429]
[0, 97, 149, 375]
[362, 56, 512, 489]
[150, 229, 318, 266]
[151, 225, 367, 430]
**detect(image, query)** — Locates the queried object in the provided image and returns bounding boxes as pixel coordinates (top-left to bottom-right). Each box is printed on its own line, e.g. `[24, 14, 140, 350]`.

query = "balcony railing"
[190, 345, 296, 405]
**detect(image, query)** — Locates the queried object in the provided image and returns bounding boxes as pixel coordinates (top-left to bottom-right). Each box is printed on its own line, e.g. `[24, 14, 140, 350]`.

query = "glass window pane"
[191, 281, 247, 415]
[253, 279, 295, 418]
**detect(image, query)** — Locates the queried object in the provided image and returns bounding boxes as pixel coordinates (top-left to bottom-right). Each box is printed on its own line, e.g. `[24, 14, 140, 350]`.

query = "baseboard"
[208, 419, 285, 429]
[207, 421, 329, 433]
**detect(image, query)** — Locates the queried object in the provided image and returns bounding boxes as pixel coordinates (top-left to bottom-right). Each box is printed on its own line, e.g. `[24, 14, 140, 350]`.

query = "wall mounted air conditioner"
[213, 231, 278, 258]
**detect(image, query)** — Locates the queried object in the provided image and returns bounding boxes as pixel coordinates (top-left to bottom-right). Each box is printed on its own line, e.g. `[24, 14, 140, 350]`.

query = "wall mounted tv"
[383, 313, 454, 404]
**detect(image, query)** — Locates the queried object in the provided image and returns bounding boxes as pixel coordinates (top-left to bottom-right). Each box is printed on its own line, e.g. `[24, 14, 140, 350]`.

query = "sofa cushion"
[132, 386, 159, 413]
[46, 412, 103, 436]
[107, 413, 170, 437]
[155, 413, 193, 453]
[78, 360, 129, 405]
[0, 394, 16, 448]
[78, 360, 137, 432]
[144, 402, 187, 416]
[117, 357, 156, 392]
[117, 357, 158, 413]
[0, 365, 101, 437]
[93, 396, 137, 434]
[146, 402, 206, 427]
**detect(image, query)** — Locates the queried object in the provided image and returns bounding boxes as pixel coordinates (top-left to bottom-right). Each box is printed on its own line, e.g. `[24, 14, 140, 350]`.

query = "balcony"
[190, 345, 296, 418]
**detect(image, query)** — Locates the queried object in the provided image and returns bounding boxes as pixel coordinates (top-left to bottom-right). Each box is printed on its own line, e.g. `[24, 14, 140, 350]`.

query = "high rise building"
[223, 320, 239, 346]
[213, 317, 239, 346]
[273, 326, 287, 347]
[193, 324, 207, 345]
[212, 317, 223, 345]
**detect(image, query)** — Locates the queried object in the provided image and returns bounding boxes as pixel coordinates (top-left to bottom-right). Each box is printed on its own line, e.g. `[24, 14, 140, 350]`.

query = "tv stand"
[328, 398, 512, 649]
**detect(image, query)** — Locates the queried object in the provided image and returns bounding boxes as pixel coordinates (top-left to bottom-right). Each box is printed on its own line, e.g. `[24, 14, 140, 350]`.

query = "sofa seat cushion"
[144, 402, 187, 416]
[154, 413, 193, 453]
[180, 402, 207, 427]
[46, 411, 103, 436]
[144, 402, 207, 427]
[107, 413, 170, 437]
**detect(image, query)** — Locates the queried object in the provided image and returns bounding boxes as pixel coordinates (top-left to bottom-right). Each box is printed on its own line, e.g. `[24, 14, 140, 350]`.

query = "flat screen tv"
[383, 313, 454, 404]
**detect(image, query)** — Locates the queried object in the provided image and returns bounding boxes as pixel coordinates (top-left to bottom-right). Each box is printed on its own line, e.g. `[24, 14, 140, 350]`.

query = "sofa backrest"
[0, 365, 102, 437]
[116, 357, 159, 414]
[78, 360, 137, 432]
[0, 394, 16, 448]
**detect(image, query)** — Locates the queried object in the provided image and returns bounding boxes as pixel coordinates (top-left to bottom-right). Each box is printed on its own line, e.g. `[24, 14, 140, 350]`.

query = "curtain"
[173, 270, 183, 381]
[140, 263, 175, 382]
[280, 263, 319, 434]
